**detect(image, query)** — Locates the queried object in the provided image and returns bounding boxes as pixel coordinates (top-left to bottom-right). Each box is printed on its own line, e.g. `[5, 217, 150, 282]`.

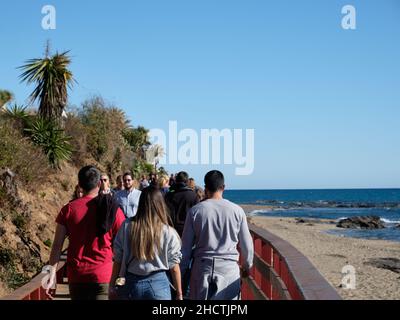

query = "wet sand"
[242, 206, 400, 300]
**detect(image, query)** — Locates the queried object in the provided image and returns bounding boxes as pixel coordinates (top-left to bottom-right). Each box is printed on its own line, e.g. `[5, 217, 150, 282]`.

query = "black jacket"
[165, 183, 199, 236]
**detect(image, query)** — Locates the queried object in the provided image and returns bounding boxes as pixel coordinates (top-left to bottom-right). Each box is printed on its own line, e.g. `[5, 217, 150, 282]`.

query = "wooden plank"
[54, 284, 71, 301]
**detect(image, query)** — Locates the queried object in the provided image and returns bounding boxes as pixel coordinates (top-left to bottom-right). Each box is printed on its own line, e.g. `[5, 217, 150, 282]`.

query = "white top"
[181, 198, 254, 273]
[115, 188, 141, 218]
[113, 221, 182, 276]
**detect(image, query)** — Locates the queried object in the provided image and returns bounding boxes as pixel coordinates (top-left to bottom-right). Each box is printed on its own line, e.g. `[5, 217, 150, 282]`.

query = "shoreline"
[240, 205, 400, 300]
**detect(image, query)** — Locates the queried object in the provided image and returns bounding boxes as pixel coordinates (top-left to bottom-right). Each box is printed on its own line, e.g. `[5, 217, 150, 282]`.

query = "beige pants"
[190, 257, 241, 300]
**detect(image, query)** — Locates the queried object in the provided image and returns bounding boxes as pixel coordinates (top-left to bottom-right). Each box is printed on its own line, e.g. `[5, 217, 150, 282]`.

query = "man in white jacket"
[181, 170, 254, 300]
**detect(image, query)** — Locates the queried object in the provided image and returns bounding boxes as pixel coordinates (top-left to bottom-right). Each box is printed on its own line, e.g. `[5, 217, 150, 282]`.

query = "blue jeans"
[123, 271, 172, 300]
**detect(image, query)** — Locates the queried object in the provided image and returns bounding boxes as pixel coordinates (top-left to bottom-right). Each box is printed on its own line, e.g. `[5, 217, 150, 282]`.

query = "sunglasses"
[101, 179, 108, 182]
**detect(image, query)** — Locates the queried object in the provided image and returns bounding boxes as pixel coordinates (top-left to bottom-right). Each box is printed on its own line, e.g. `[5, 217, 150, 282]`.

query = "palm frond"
[18, 51, 75, 122]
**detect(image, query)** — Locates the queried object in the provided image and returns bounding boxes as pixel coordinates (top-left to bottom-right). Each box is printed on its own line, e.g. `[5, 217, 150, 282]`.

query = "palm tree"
[123, 126, 151, 160]
[0, 90, 13, 109]
[145, 144, 166, 172]
[19, 50, 74, 123]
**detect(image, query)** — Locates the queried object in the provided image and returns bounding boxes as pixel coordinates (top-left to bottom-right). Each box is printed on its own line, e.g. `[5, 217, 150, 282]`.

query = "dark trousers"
[69, 283, 109, 300]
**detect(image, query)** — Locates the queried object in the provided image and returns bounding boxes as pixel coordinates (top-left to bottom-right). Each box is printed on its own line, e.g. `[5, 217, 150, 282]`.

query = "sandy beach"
[241, 206, 400, 300]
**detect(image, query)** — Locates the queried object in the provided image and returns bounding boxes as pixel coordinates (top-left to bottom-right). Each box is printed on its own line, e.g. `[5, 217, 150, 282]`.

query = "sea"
[224, 189, 400, 242]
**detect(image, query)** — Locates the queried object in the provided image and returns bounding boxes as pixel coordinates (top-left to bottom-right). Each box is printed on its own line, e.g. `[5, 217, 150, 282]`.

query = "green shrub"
[0, 248, 33, 289]
[78, 96, 135, 175]
[11, 213, 29, 230]
[0, 122, 49, 187]
[6, 271, 30, 290]
[25, 118, 73, 168]
[63, 113, 89, 167]
[0, 248, 14, 267]
[43, 239, 52, 248]
[2, 104, 32, 130]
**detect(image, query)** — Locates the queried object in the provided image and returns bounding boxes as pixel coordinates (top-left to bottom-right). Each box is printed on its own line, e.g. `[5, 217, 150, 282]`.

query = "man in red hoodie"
[47, 166, 125, 300]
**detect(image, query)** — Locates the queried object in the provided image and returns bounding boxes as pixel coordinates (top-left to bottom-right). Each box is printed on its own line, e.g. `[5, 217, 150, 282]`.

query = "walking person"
[149, 173, 157, 186]
[113, 175, 125, 193]
[115, 172, 142, 218]
[100, 173, 112, 195]
[47, 166, 126, 300]
[187, 178, 205, 202]
[169, 174, 176, 188]
[139, 175, 150, 191]
[180, 170, 254, 300]
[109, 186, 183, 300]
[165, 171, 199, 237]
[158, 174, 170, 196]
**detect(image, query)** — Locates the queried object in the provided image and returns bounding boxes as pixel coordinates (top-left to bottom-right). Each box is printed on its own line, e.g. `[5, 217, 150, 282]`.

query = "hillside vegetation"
[0, 49, 160, 296]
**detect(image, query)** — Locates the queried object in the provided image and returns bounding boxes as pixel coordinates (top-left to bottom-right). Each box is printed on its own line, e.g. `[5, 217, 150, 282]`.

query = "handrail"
[0, 253, 67, 301]
[241, 223, 342, 300]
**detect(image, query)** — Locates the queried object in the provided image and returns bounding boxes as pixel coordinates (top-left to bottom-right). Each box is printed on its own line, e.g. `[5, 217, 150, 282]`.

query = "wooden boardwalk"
[1, 223, 342, 301]
[54, 283, 71, 301]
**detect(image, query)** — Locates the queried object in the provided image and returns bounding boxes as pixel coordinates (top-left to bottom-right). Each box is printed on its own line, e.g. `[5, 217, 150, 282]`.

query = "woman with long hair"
[109, 186, 183, 300]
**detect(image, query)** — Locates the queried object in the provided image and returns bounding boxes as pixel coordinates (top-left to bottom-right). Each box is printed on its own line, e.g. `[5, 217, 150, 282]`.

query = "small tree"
[145, 144, 165, 172]
[19, 50, 74, 123]
[123, 126, 151, 160]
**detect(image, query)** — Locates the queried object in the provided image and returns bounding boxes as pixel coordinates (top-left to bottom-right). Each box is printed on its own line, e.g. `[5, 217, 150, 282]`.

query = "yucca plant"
[2, 104, 32, 129]
[25, 118, 73, 168]
[19, 51, 74, 123]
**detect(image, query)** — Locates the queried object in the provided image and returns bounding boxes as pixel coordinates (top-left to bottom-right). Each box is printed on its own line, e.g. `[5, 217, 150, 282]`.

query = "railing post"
[260, 242, 272, 299]
[254, 237, 262, 288]
[30, 289, 40, 300]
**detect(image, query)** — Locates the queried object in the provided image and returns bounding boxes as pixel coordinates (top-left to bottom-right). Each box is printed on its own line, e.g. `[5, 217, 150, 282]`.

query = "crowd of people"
[47, 166, 254, 301]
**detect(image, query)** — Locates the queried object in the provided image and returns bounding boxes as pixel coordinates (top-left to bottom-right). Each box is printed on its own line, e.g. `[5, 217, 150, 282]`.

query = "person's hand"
[45, 287, 57, 300]
[176, 293, 184, 301]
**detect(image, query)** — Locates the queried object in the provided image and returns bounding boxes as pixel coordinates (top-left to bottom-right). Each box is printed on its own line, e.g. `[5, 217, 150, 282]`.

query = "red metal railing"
[0, 252, 67, 301]
[241, 223, 342, 300]
[1, 224, 341, 300]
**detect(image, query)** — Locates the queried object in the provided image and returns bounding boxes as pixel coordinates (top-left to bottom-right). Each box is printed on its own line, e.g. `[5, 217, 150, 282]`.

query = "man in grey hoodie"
[180, 170, 254, 300]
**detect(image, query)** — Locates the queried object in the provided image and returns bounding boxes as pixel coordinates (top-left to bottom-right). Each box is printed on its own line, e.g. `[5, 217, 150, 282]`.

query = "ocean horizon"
[224, 188, 400, 242]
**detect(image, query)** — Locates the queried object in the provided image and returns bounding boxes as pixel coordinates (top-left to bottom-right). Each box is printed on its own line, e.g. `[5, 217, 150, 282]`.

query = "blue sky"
[1, 0, 400, 189]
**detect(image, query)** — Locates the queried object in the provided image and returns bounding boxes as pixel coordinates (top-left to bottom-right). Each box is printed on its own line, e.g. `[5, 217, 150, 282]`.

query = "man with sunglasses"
[100, 174, 112, 195]
[114, 172, 142, 219]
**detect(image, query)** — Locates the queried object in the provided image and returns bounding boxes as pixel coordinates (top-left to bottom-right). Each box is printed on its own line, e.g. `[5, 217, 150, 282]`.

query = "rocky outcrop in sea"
[336, 216, 385, 230]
